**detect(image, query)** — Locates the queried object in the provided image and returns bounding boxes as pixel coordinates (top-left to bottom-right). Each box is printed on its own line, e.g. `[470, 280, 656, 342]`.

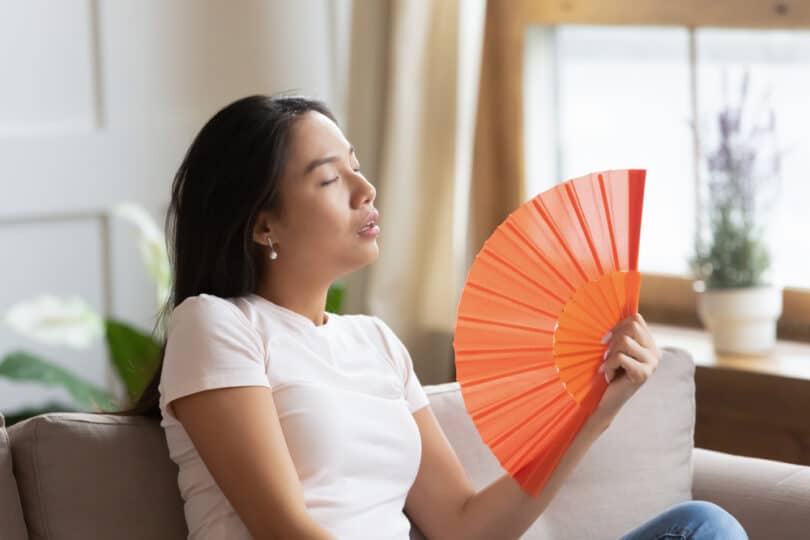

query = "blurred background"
[1, 1, 808, 466]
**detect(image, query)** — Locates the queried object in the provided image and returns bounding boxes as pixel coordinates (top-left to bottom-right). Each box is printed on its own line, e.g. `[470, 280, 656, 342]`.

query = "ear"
[252, 210, 274, 246]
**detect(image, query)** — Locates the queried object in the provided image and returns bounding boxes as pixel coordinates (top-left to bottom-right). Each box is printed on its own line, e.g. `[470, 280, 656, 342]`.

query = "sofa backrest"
[1, 412, 29, 540]
[6, 347, 695, 540]
[8, 412, 187, 540]
[411, 346, 695, 540]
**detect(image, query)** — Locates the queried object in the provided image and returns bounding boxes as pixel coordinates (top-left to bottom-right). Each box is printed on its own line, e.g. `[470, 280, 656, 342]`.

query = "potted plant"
[690, 71, 782, 355]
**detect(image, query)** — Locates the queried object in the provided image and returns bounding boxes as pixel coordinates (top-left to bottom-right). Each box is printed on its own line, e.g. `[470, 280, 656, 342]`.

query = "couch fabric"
[1, 413, 29, 540]
[3, 347, 809, 539]
[693, 447, 810, 540]
[8, 413, 186, 540]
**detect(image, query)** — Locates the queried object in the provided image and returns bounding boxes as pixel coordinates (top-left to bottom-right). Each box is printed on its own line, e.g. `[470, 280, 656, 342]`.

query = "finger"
[617, 351, 653, 385]
[600, 334, 656, 382]
[608, 314, 655, 352]
[602, 333, 647, 369]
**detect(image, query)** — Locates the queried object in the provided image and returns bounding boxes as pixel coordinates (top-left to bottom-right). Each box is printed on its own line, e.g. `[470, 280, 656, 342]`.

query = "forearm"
[261, 515, 338, 540]
[455, 413, 612, 540]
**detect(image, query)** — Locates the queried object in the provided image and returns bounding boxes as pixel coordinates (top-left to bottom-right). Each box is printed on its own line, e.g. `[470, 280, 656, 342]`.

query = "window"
[525, 24, 810, 289]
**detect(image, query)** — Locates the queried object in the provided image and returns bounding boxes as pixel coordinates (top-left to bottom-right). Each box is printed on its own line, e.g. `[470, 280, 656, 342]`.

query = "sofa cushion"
[412, 346, 695, 540]
[1, 413, 29, 539]
[8, 412, 187, 540]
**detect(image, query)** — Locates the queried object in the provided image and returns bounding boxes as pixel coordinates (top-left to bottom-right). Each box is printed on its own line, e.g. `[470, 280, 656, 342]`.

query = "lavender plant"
[691, 70, 781, 290]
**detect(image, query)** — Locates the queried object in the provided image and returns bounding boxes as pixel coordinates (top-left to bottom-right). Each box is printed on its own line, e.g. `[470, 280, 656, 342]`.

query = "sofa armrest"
[692, 447, 810, 539]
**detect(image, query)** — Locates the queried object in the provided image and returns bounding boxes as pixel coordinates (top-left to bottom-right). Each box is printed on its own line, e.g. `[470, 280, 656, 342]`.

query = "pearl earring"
[267, 237, 278, 260]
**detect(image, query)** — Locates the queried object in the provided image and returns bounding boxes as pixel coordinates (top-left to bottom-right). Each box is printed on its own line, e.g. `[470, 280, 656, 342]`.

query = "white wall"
[0, 0, 352, 412]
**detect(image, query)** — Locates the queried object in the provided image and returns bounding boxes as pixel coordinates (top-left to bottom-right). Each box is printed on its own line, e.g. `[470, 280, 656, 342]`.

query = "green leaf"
[326, 283, 346, 314]
[0, 352, 118, 411]
[104, 319, 162, 403]
[2, 400, 80, 427]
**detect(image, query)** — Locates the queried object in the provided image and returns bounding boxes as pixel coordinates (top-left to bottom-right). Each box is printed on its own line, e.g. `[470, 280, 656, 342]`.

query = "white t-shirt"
[158, 293, 430, 540]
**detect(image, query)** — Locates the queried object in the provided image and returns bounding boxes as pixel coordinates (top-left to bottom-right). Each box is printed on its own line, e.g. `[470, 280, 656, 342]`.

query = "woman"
[116, 95, 747, 540]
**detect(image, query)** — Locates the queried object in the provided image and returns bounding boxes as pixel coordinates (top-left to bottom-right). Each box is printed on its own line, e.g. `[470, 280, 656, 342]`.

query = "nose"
[352, 172, 376, 208]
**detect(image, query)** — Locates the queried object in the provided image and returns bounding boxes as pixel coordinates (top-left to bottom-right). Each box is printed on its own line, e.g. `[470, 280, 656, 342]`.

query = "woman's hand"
[593, 312, 662, 427]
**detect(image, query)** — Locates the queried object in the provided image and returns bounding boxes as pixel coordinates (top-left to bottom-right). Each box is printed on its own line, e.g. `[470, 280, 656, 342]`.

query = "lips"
[358, 208, 379, 232]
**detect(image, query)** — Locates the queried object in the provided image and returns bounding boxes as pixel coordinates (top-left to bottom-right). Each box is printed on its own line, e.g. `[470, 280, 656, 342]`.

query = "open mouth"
[358, 209, 380, 233]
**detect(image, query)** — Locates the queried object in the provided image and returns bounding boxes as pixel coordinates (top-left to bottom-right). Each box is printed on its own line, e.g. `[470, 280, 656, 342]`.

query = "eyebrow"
[303, 145, 355, 176]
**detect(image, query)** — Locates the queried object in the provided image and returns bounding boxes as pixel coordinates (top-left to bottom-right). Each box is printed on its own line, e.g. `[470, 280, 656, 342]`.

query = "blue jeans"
[618, 501, 748, 540]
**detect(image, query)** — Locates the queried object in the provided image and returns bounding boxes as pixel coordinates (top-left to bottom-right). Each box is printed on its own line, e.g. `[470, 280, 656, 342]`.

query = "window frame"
[492, 0, 810, 340]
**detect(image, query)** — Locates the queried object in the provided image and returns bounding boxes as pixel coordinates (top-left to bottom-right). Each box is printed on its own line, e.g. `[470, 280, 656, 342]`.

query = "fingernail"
[600, 331, 612, 344]
[602, 349, 608, 361]
[605, 371, 611, 384]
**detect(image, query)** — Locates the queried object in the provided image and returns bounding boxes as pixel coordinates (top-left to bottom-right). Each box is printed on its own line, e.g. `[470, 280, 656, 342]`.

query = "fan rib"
[598, 173, 621, 271]
[481, 248, 566, 304]
[489, 391, 570, 450]
[564, 183, 604, 275]
[461, 363, 556, 389]
[557, 309, 604, 337]
[530, 199, 589, 283]
[555, 338, 601, 348]
[628, 171, 645, 271]
[554, 346, 604, 359]
[470, 376, 563, 422]
[504, 399, 577, 471]
[457, 315, 553, 336]
[454, 345, 552, 355]
[466, 282, 558, 319]
[503, 222, 577, 295]
[556, 354, 600, 370]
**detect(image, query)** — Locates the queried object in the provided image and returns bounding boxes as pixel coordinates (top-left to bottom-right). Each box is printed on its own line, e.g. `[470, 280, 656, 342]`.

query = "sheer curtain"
[343, 0, 487, 384]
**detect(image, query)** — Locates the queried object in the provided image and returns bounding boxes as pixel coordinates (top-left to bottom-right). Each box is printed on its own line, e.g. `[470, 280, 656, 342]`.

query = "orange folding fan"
[453, 169, 646, 497]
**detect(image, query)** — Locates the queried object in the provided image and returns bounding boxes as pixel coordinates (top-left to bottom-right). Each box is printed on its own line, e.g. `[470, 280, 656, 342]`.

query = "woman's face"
[256, 111, 379, 281]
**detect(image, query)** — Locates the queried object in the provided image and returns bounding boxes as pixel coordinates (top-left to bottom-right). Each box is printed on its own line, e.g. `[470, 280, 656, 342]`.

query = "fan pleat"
[453, 169, 646, 497]
[460, 366, 560, 412]
[512, 203, 583, 288]
[474, 250, 566, 312]
[564, 182, 605, 275]
[530, 198, 591, 284]
[466, 282, 558, 320]
[503, 221, 577, 295]
[571, 174, 616, 272]
[473, 386, 569, 463]
[505, 400, 579, 472]
[464, 362, 557, 394]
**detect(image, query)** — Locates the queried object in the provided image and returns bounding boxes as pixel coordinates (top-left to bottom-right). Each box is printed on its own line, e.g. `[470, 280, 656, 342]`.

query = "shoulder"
[168, 294, 262, 344]
[171, 293, 250, 326]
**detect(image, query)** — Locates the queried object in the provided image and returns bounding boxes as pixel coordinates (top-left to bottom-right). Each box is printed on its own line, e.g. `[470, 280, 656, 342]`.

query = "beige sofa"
[2, 347, 809, 539]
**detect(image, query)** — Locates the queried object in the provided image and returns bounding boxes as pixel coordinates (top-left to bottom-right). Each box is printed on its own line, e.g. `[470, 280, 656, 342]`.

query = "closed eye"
[320, 168, 362, 187]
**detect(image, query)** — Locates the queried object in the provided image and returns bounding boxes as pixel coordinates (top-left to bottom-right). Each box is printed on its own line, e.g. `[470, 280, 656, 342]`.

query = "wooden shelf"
[648, 323, 810, 466]
[649, 323, 810, 381]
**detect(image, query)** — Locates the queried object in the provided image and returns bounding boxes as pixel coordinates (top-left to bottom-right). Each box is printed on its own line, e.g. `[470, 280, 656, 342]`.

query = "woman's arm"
[453, 412, 610, 540]
[172, 386, 337, 540]
[405, 314, 661, 540]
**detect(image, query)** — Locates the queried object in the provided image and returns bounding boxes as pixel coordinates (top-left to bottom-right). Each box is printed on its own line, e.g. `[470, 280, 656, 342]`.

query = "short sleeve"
[160, 294, 270, 421]
[370, 316, 430, 413]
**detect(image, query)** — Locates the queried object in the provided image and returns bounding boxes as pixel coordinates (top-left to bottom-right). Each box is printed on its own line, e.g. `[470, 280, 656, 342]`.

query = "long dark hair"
[108, 94, 336, 418]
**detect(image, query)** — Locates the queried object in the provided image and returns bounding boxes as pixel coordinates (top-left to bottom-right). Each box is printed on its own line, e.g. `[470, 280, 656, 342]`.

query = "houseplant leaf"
[326, 282, 345, 314]
[104, 318, 162, 402]
[0, 351, 118, 411]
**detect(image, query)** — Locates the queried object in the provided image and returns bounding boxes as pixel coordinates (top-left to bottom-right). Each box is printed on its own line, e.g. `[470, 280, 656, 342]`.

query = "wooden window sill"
[649, 323, 810, 382]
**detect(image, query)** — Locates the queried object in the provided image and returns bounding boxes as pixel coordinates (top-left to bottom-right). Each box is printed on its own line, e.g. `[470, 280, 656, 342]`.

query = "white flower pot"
[695, 285, 783, 355]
